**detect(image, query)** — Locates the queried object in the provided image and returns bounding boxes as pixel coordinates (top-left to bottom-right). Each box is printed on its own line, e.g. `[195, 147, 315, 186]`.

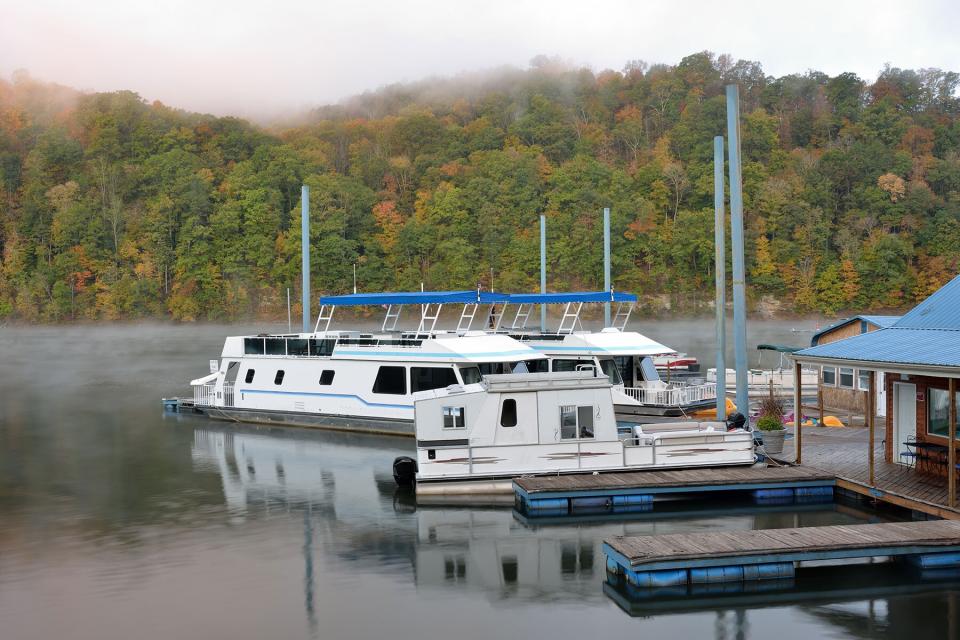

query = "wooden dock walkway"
[603, 520, 960, 586]
[514, 465, 836, 515]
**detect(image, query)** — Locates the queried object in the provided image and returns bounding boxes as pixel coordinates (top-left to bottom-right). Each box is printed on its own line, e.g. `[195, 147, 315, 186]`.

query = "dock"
[603, 520, 960, 587]
[514, 466, 836, 515]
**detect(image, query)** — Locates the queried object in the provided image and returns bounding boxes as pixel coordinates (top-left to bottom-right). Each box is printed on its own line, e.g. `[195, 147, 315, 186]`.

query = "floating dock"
[514, 466, 836, 516]
[603, 520, 960, 587]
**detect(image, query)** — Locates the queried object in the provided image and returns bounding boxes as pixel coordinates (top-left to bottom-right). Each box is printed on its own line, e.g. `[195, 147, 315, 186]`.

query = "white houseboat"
[174, 291, 548, 435]
[400, 370, 755, 486]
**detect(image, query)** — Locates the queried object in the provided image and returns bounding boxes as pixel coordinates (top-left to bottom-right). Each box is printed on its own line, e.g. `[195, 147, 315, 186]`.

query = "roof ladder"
[314, 305, 335, 333]
[457, 303, 478, 334]
[486, 303, 507, 332]
[612, 302, 634, 331]
[416, 303, 443, 337]
[509, 303, 533, 331]
[557, 302, 584, 335]
[382, 305, 403, 332]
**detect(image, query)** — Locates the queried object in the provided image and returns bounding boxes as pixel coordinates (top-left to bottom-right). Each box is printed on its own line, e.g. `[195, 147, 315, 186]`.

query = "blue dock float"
[603, 520, 960, 586]
[514, 466, 836, 516]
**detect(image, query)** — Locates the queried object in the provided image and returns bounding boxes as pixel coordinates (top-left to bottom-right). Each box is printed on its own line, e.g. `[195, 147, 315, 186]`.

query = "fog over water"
[1, 320, 958, 639]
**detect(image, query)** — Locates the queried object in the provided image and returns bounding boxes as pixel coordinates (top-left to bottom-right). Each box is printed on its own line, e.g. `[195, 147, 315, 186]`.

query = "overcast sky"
[1, 0, 958, 119]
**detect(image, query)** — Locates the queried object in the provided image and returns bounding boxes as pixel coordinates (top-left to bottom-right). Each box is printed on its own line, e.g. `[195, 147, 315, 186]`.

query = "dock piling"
[301, 184, 310, 333]
[713, 135, 727, 420]
[725, 85, 749, 415]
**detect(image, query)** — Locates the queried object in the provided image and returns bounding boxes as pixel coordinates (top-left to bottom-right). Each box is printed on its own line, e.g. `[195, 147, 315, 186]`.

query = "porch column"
[868, 370, 876, 486]
[950, 377, 956, 508]
[794, 360, 802, 464]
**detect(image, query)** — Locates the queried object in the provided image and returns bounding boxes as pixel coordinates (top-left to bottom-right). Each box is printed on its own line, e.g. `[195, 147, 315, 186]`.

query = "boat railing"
[193, 382, 215, 406]
[621, 382, 717, 407]
[192, 382, 235, 407]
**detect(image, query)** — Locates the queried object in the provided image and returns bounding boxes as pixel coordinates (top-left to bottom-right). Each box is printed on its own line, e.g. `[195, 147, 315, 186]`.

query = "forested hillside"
[2, 52, 959, 322]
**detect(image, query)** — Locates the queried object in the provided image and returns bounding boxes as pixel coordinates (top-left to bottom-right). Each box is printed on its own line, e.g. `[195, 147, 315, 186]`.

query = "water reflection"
[2, 322, 959, 640]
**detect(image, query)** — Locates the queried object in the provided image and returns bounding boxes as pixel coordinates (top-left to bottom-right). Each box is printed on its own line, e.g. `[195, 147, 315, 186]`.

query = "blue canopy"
[319, 290, 510, 306]
[506, 291, 637, 304]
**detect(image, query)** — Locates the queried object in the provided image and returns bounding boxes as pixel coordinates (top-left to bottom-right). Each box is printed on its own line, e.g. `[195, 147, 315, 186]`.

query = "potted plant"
[756, 396, 787, 455]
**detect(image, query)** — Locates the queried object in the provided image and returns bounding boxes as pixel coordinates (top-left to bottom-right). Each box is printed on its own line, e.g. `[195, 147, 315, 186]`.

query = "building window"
[411, 367, 458, 393]
[857, 370, 870, 391]
[319, 370, 335, 385]
[443, 406, 465, 430]
[245, 369, 255, 384]
[560, 405, 595, 439]
[274, 370, 285, 385]
[839, 367, 854, 389]
[500, 399, 517, 427]
[372, 366, 407, 395]
[822, 366, 836, 386]
[928, 388, 960, 439]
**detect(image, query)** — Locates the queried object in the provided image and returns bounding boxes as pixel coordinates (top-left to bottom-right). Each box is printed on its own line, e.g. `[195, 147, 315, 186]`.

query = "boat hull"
[169, 399, 414, 436]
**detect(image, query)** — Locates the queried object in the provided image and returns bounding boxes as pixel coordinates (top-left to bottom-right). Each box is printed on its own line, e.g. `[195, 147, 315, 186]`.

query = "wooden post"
[868, 370, 876, 487]
[794, 361, 803, 465]
[950, 377, 956, 508]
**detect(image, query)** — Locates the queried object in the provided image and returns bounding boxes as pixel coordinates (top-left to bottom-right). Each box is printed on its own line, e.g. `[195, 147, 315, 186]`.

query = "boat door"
[893, 382, 916, 462]
[494, 394, 538, 445]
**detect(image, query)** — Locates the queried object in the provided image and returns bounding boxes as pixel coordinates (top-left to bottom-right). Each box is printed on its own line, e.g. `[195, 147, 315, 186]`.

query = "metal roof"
[794, 273, 960, 370]
[893, 274, 960, 330]
[505, 291, 637, 304]
[795, 327, 960, 368]
[809, 314, 901, 346]
[318, 290, 510, 306]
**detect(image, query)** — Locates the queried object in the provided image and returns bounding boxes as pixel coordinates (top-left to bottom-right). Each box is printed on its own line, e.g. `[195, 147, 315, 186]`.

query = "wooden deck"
[514, 465, 834, 500]
[783, 420, 960, 519]
[605, 520, 960, 571]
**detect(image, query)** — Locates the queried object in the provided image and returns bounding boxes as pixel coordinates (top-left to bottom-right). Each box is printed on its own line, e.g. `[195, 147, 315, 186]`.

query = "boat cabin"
[412, 371, 755, 483]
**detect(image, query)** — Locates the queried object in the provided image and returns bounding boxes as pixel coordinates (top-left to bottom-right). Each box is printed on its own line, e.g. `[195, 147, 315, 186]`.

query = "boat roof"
[525, 329, 675, 356]
[506, 291, 637, 304]
[317, 290, 637, 306]
[330, 333, 546, 363]
[318, 290, 510, 306]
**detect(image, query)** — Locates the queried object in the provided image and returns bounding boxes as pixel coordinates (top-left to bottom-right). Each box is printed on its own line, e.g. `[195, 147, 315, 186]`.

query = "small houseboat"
[399, 370, 755, 486]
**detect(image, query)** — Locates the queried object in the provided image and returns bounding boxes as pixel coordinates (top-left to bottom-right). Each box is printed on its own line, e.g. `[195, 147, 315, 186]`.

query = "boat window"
[524, 359, 549, 373]
[560, 405, 595, 439]
[319, 370, 335, 385]
[266, 338, 286, 355]
[373, 366, 407, 395]
[459, 366, 482, 385]
[513, 361, 529, 374]
[478, 362, 511, 376]
[244, 338, 265, 355]
[560, 405, 578, 439]
[411, 367, 458, 393]
[500, 399, 517, 427]
[552, 359, 594, 372]
[443, 406, 465, 429]
[244, 369, 255, 384]
[822, 366, 836, 386]
[638, 357, 660, 382]
[599, 359, 623, 385]
[501, 556, 518, 584]
[287, 339, 309, 356]
[614, 356, 634, 385]
[309, 338, 336, 357]
[577, 406, 595, 438]
[839, 367, 854, 389]
[274, 370, 285, 385]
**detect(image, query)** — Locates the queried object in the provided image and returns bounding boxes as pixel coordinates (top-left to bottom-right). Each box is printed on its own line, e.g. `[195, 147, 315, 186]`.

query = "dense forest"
[2, 52, 960, 322]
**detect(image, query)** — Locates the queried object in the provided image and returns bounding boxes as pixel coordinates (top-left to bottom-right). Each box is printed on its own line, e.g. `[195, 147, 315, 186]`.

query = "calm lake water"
[1, 320, 957, 640]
